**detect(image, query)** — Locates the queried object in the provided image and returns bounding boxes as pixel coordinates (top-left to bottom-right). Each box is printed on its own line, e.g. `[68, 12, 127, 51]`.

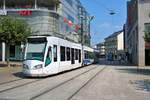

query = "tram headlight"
[23, 64, 29, 69]
[33, 64, 43, 69]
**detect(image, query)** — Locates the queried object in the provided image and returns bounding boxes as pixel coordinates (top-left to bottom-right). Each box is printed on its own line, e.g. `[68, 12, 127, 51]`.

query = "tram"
[23, 36, 94, 76]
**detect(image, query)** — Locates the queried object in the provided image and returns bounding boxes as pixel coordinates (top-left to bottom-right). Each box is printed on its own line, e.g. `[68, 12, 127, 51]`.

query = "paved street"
[0, 64, 150, 100]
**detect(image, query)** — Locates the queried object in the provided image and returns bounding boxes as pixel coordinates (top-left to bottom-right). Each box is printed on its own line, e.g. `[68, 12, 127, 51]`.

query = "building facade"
[96, 42, 105, 58]
[125, 0, 150, 66]
[105, 30, 124, 61]
[0, 0, 91, 62]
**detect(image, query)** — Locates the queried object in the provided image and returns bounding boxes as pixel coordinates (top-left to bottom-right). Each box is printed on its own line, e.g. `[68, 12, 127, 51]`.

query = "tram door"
[71, 48, 75, 64]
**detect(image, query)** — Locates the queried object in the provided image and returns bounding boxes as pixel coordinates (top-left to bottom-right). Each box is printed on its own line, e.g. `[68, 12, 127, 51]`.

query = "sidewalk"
[0, 62, 22, 83]
[98, 59, 150, 69]
[75, 65, 150, 100]
[0, 61, 22, 67]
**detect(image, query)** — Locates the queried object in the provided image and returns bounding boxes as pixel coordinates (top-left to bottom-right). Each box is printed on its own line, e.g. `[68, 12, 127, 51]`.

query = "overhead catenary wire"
[81, 0, 117, 15]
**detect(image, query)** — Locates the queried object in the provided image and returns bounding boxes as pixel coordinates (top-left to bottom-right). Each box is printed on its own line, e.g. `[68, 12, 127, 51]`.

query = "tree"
[0, 16, 32, 67]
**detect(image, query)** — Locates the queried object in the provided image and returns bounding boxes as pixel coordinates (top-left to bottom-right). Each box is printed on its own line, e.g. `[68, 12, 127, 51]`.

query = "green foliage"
[0, 16, 31, 44]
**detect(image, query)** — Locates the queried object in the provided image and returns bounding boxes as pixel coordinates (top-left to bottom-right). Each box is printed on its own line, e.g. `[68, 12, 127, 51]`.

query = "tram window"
[75, 49, 78, 60]
[60, 46, 65, 61]
[84, 51, 88, 59]
[53, 45, 57, 62]
[67, 47, 71, 61]
[45, 47, 52, 66]
[79, 50, 81, 63]
[89, 52, 94, 59]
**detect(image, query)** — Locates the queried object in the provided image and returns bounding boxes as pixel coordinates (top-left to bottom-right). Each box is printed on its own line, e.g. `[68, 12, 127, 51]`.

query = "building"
[96, 42, 105, 58]
[105, 30, 124, 60]
[125, 0, 150, 66]
[0, 0, 91, 62]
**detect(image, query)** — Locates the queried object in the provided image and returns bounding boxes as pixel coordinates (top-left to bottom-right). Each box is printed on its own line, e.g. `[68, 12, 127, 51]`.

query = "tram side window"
[60, 46, 65, 61]
[45, 47, 52, 66]
[53, 45, 57, 62]
[84, 51, 88, 59]
[75, 49, 78, 60]
[79, 50, 81, 63]
[67, 47, 71, 61]
[89, 52, 94, 59]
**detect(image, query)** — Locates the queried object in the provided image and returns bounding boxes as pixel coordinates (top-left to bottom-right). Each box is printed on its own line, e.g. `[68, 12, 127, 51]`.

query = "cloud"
[98, 22, 123, 30]
[98, 22, 111, 28]
[114, 25, 122, 29]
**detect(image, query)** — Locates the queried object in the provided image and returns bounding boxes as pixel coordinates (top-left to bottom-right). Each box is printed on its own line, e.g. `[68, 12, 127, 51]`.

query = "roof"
[105, 30, 123, 40]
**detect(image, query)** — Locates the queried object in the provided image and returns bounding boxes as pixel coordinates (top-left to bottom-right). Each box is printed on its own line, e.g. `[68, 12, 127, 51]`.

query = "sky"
[80, 0, 127, 45]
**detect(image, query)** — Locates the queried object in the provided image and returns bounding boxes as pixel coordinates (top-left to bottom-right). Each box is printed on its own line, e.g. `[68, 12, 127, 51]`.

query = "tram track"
[0, 78, 23, 85]
[30, 65, 101, 100]
[0, 65, 96, 94]
[0, 79, 42, 93]
[68, 67, 106, 100]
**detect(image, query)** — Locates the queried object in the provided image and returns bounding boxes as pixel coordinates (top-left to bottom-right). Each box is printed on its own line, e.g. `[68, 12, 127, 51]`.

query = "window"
[60, 46, 65, 61]
[0, 44, 2, 60]
[84, 51, 88, 59]
[37, 0, 55, 10]
[53, 45, 57, 62]
[66, 0, 73, 6]
[145, 23, 150, 32]
[88, 52, 94, 59]
[45, 46, 52, 66]
[79, 50, 81, 63]
[75, 49, 78, 60]
[71, 48, 75, 64]
[26, 41, 46, 61]
[10, 45, 15, 57]
[0, 0, 2, 9]
[68, 15, 74, 23]
[67, 47, 71, 61]
[5, 0, 34, 8]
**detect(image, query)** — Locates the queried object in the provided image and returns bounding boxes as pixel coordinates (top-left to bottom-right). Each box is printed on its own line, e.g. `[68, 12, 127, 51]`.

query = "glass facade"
[7, 10, 60, 36]
[1, 0, 58, 10]
[5, 0, 35, 9]
[0, 0, 91, 61]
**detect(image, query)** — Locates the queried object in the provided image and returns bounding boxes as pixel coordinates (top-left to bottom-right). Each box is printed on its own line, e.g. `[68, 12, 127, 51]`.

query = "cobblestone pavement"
[0, 64, 150, 100]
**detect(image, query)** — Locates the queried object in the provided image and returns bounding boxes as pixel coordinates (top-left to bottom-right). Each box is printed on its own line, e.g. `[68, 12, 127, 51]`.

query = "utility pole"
[2, 0, 6, 62]
[3, 0, 5, 10]
[88, 16, 94, 46]
[80, 7, 94, 65]
[34, 0, 37, 9]
[80, 6, 84, 66]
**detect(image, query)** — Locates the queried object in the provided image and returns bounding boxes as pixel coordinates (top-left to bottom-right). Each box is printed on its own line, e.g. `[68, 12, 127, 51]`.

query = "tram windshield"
[25, 38, 47, 61]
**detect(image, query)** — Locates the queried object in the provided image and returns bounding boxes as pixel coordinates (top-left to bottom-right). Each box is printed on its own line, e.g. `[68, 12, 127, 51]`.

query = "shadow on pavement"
[116, 67, 150, 76]
[13, 72, 27, 79]
[13, 72, 46, 79]
[130, 79, 150, 92]
[98, 59, 131, 66]
[0, 64, 7, 67]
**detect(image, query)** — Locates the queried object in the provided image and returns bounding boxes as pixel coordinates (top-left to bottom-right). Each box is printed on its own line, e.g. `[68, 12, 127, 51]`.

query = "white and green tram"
[23, 36, 94, 76]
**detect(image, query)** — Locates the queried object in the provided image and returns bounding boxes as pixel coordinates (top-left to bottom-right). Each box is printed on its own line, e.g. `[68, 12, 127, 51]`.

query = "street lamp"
[79, 7, 94, 65]
[109, 10, 116, 15]
[88, 16, 94, 45]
